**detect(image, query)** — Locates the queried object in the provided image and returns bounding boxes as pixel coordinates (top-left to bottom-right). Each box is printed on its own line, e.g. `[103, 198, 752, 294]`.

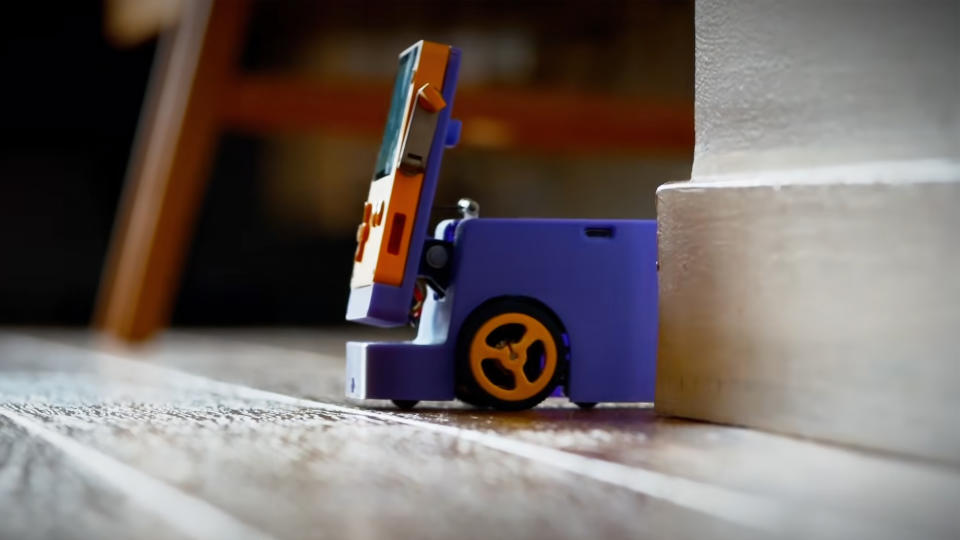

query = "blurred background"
[0, 0, 692, 329]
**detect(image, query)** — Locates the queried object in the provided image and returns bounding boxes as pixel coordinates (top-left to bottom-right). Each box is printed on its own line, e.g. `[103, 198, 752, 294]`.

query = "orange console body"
[350, 41, 450, 289]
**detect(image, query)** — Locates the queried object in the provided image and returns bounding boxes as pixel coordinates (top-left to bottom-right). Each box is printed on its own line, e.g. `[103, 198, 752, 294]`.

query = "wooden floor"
[0, 329, 957, 540]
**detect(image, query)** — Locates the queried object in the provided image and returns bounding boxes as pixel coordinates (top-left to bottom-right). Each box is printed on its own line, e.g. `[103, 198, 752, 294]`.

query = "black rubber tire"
[574, 402, 598, 410]
[392, 400, 419, 410]
[453, 384, 492, 408]
[455, 297, 567, 411]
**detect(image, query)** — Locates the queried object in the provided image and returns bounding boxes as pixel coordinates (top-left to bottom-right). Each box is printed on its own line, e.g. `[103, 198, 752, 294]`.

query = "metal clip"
[399, 84, 445, 174]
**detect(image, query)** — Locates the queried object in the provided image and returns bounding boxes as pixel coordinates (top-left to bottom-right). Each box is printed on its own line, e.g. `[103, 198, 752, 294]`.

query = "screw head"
[425, 245, 448, 269]
[457, 198, 479, 219]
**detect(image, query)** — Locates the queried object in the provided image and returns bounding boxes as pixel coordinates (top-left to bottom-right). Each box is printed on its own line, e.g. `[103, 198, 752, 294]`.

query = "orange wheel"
[456, 298, 567, 410]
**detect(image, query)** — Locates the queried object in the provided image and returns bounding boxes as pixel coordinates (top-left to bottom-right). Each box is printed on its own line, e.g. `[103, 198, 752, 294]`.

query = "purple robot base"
[347, 218, 658, 407]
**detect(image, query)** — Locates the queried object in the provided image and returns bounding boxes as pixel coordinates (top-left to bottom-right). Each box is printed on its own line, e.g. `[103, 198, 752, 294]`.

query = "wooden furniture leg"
[95, 0, 250, 342]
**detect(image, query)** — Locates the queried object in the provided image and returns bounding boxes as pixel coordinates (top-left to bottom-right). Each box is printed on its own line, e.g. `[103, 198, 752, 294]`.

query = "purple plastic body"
[346, 46, 462, 327]
[346, 218, 658, 404]
[346, 43, 659, 406]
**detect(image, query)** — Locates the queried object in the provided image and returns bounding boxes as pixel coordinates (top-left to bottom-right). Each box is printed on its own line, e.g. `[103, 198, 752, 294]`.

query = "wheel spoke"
[515, 323, 551, 354]
[504, 360, 536, 393]
[515, 332, 539, 353]
[476, 342, 512, 364]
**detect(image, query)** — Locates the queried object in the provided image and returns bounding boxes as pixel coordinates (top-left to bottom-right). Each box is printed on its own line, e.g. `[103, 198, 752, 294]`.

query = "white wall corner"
[655, 0, 960, 463]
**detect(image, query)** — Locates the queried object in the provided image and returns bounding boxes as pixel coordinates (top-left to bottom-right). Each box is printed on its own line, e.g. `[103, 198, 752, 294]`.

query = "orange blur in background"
[0, 0, 692, 331]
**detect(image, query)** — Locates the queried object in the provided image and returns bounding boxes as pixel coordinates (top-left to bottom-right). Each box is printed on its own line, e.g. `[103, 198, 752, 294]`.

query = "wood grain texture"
[0, 416, 186, 540]
[2, 329, 958, 539]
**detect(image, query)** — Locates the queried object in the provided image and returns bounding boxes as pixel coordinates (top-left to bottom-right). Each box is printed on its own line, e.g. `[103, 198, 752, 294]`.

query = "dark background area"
[0, 4, 154, 324]
[0, 1, 692, 327]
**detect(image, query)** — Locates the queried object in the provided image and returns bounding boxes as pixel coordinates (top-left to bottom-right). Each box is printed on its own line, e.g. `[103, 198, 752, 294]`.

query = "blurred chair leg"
[95, 0, 250, 342]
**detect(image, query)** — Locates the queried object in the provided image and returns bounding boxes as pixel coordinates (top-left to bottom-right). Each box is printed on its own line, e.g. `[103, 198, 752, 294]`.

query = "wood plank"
[16, 329, 960, 539]
[0, 415, 189, 540]
[1, 331, 761, 540]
